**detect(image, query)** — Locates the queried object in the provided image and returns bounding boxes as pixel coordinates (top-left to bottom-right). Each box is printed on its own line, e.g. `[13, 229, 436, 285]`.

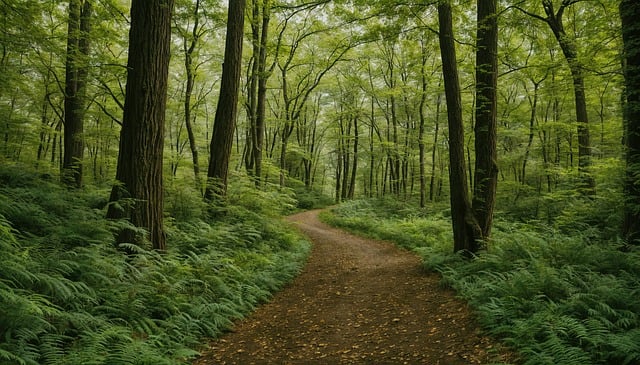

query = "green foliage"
[324, 198, 640, 365]
[0, 166, 310, 364]
[320, 198, 452, 252]
[293, 188, 335, 210]
[433, 231, 640, 365]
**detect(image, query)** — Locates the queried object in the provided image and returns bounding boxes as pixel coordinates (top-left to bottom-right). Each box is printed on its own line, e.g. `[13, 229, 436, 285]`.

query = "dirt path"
[194, 209, 514, 364]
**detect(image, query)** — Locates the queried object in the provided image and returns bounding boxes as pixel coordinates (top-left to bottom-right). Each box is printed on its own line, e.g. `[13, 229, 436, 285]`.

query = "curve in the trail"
[194, 209, 513, 365]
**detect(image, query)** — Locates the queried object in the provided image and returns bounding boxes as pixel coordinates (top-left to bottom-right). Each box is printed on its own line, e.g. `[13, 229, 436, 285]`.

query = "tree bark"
[430, 92, 442, 201]
[348, 114, 358, 199]
[62, 0, 91, 188]
[182, 0, 202, 191]
[523, 79, 542, 184]
[246, 0, 271, 187]
[418, 39, 428, 208]
[472, 0, 498, 242]
[255, 4, 270, 186]
[205, 0, 247, 201]
[438, 0, 481, 255]
[621, 0, 640, 245]
[106, 0, 173, 251]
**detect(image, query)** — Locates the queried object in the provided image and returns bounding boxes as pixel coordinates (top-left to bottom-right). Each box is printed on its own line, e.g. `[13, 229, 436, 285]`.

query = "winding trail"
[194, 209, 514, 364]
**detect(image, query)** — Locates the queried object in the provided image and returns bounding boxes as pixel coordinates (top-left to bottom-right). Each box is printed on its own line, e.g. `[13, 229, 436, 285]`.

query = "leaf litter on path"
[194, 209, 516, 365]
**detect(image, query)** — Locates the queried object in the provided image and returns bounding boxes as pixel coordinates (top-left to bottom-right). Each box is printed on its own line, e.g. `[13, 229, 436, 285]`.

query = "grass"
[0, 165, 310, 364]
[322, 198, 640, 365]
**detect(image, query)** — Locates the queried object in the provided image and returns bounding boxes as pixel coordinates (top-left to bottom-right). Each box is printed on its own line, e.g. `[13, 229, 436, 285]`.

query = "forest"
[1, 0, 640, 364]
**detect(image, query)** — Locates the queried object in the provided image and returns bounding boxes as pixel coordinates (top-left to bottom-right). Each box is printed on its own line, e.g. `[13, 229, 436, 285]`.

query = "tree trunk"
[340, 115, 351, 201]
[62, 0, 91, 188]
[348, 115, 358, 199]
[335, 146, 342, 204]
[523, 80, 541, 185]
[204, 0, 246, 201]
[438, 0, 480, 255]
[430, 92, 442, 201]
[106, 0, 173, 251]
[248, 0, 271, 187]
[472, 0, 498, 242]
[621, 0, 640, 245]
[183, 0, 202, 192]
[418, 39, 428, 208]
[541, 0, 595, 194]
[369, 98, 376, 198]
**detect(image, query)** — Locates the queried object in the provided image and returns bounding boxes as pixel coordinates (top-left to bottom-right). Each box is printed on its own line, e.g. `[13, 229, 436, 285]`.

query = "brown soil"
[194, 209, 515, 365]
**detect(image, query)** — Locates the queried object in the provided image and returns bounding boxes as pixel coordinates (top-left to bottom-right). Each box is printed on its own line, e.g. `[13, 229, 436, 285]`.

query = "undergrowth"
[323, 198, 640, 365]
[0, 166, 310, 364]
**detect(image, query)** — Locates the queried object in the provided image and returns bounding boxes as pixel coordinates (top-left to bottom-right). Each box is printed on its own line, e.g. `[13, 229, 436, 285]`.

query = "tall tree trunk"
[472, 0, 498, 242]
[254, 6, 270, 186]
[348, 115, 358, 199]
[63, 0, 91, 187]
[335, 146, 342, 203]
[279, 126, 294, 187]
[621, 0, 640, 245]
[183, 0, 202, 191]
[369, 98, 376, 198]
[340, 115, 351, 201]
[518, 1, 595, 194]
[438, 0, 480, 255]
[247, 0, 271, 187]
[205, 0, 247, 201]
[106, 0, 173, 251]
[418, 39, 428, 208]
[246, 0, 260, 175]
[523, 79, 542, 184]
[430, 92, 442, 201]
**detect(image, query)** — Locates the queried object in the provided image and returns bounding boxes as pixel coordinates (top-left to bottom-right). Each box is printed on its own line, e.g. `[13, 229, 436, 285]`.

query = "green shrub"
[0, 166, 311, 364]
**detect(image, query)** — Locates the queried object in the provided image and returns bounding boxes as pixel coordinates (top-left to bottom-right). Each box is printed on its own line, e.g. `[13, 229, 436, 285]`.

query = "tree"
[204, 0, 246, 200]
[437, 0, 481, 254]
[472, 0, 498, 240]
[621, 0, 640, 245]
[515, 0, 596, 194]
[62, 0, 92, 187]
[245, 0, 274, 187]
[106, 0, 174, 251]
[418, 36, 429, 208]
[176, 0, 205, 191]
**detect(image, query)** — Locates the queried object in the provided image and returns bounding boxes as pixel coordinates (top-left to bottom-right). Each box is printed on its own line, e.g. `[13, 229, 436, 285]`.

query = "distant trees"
[0, 0, 630, 251]
[106, 0, 174, 251]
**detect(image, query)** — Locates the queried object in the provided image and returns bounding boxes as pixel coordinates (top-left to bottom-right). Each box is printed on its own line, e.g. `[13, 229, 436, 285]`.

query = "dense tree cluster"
[0, 0, 636, 250]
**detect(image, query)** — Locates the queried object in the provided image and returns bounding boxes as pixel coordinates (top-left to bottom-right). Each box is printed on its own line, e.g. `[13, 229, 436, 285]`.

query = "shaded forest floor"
[194, 209, 516, 364]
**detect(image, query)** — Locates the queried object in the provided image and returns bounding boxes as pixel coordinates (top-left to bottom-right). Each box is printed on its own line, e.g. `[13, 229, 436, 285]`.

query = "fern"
[0, 166, 312, 364]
